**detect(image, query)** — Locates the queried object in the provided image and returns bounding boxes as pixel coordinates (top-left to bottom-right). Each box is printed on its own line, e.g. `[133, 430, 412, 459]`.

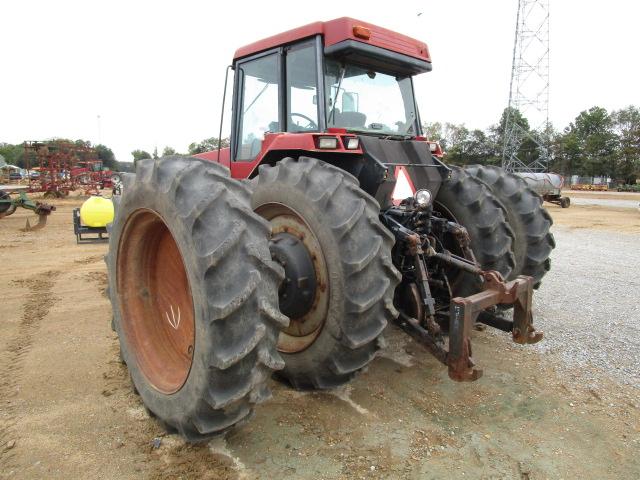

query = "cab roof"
[233, 17, 431, 64]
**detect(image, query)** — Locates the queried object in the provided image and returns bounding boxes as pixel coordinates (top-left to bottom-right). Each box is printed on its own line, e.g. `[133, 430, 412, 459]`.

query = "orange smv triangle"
[391, 166, 415, 205]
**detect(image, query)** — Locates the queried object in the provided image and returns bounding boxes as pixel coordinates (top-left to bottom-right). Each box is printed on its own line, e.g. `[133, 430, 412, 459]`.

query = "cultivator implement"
[0, 189, 55, 231]
[23, 140, 114, 197]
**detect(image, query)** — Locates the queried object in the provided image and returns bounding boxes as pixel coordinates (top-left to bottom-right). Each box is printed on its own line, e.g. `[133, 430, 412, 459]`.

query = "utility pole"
[502, 0, 550, 172]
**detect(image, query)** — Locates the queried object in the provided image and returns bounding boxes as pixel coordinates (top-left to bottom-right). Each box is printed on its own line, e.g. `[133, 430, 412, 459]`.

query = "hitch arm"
[471, 273, 544, 345]
[383, 210, 542, 383]
[448, 273, 543, 380]
[395, 271, 542, 383]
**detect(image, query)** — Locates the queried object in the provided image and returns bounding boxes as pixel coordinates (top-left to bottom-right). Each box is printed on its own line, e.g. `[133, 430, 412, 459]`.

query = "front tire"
[251, 157, 400, 389]
[107, 157, 287, 441]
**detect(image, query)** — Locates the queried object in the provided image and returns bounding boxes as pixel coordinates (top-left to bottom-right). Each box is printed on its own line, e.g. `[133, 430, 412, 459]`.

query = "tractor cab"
[220, 18, 436, 184]
[75, 160, 105, 172]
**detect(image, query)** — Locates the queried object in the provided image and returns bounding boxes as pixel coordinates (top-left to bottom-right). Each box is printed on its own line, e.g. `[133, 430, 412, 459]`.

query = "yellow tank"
[80, 196, 114, 228]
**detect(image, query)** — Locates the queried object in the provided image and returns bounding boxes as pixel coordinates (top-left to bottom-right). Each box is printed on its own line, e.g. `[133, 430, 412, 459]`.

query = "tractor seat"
[334, 112, 367, 129]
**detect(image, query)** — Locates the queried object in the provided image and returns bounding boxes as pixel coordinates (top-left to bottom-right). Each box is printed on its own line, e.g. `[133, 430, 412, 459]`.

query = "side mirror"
[312, 94, 317, 106]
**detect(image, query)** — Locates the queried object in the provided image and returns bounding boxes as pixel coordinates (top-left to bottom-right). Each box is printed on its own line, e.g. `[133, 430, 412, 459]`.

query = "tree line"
[423, 105, 640, 184]
[130, 137, 230, 168]
[2, 106, 638, 183]
[0, 137, 230, 174]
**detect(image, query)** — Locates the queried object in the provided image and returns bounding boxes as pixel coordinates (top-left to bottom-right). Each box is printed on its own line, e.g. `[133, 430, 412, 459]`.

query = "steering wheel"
[290, 112, 318, 131]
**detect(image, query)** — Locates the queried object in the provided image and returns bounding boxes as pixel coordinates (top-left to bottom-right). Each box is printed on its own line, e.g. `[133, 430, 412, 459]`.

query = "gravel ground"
[567, 197, 639, 209]
[533, 225, 640, 388]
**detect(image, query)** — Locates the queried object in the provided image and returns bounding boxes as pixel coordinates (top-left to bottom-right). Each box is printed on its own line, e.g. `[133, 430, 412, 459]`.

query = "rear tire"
[251, 157, 400, 389]
[434, 167, 515, 297]
[106, 156, 287, 441]
[465, 165, 555, 288]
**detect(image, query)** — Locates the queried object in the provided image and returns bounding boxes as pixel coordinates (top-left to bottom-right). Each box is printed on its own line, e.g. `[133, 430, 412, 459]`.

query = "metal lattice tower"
[502, 0, 550, 172]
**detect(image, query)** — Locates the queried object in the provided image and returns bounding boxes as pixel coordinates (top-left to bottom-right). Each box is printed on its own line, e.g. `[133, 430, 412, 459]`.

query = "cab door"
[232, 50, 282, 165]
[230, 38, 322, 179]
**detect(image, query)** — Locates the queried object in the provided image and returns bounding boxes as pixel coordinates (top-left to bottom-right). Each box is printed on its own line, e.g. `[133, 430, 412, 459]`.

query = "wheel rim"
[117, 209, 195, 394]
[255, 203, 328, 353]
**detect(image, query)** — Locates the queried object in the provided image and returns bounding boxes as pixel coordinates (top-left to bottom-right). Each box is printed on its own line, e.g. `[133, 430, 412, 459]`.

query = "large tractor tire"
[465, 165, 555, 288]
[434, 167, 516, 297]
[106, 157, 287, 441]
[251, 157, 400, 390]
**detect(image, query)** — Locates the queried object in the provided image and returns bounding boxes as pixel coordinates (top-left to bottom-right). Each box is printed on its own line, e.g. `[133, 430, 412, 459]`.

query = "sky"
[1, 0, 638, 162]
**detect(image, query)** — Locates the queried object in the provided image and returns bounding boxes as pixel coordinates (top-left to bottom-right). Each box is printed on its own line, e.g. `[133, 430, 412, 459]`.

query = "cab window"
[236, 53, 280, 161]
[286, 42, 319, 132]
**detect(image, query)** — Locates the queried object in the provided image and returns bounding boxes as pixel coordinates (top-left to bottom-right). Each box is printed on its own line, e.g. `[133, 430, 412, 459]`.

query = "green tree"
[422, 122, 465, 159]
[572, 106, 617, 178]
[0, 143, 25, 168]
[74, 139, 92, 148]
[131, 149, 152, 167]
[490, 107, 533, 165]
[464, 129, 494, 165]
[95, 144, 117, 170]
[188, 137, 230, 155]
[162, 146, 177, 156]
[495, 107, 530, 138]
[611, 106, 640, 183]
[423, 122, 497, 166]
[422, 122, 444, 143]
[440, 123, 470, 164]
[551, 128, 581, 176]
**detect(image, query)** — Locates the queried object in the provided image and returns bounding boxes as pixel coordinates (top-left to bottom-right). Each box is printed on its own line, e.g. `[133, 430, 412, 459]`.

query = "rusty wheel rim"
[117, 209, 195, 394]
[255, 203, 328, 353]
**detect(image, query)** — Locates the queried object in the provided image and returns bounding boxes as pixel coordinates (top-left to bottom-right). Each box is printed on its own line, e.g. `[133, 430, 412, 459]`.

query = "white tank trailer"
[516, 172, 571, 208]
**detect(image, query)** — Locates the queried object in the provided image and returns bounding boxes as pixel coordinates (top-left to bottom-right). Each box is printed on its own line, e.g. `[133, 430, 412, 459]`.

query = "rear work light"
[345, 137, 359, 150]
[317, 136, 339, 149]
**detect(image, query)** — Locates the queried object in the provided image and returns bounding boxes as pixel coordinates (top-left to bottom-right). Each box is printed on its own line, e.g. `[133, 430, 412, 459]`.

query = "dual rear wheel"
[464, 165, 555, 288]
[108, 157, 553, 441]
[108, 156, 399, 440]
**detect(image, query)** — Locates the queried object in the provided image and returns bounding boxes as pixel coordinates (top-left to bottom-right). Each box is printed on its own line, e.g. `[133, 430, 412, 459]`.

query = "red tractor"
[71, 160, 114, 192]
[107, 18, 554, 441]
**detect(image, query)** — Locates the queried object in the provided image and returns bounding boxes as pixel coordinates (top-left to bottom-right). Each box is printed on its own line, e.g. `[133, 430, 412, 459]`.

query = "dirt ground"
[545, 203, 639, 234]
[1, 192, 639, 479]
[564, 190, 640, 202]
